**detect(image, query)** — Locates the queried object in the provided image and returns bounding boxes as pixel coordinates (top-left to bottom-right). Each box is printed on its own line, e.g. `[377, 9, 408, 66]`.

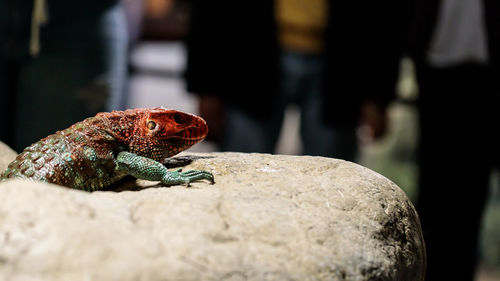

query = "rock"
[0, 142, 17, 172]
[0, 150, 425, 281]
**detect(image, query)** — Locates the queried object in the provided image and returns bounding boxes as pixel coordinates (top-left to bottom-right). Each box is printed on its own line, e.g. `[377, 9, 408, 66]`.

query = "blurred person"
[274, 0, 339, 157]
[185, 1, 280, 154]
[185, 1, 407, 160]
[322, 0, 409, 157]
[408, 0, 500, 280]
[0, 0, 128, 152]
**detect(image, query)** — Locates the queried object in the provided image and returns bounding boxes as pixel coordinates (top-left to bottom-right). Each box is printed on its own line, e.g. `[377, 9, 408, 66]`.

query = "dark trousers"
[416, 63, 498, 280]
[222, 51, 357, 160]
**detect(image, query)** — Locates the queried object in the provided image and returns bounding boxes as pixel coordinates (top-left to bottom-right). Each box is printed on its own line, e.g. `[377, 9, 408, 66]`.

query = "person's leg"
[290, 52, 357, 160]
[221, 52, 295, 153]
[101, 4, 129, 111]
[221, 105, 284, 153]
[416, 64, 491, 281]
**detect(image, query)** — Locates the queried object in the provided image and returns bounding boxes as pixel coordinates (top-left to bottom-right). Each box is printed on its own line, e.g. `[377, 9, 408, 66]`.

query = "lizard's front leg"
[115, 151, 214, 186]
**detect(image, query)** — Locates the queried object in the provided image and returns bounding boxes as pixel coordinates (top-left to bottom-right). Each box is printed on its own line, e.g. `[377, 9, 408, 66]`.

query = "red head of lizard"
[99, 107, 209, 162]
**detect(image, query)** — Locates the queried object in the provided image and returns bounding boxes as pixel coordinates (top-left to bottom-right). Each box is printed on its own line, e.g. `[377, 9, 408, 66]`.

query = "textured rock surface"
[0, 144, 425, 281]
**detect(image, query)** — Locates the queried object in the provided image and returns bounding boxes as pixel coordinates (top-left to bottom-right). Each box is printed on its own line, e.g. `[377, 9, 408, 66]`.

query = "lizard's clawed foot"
[161, 169, 214, 187]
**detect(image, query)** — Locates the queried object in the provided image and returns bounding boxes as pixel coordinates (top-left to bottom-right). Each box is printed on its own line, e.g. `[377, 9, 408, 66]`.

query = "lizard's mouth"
[174, 125, 208, 141]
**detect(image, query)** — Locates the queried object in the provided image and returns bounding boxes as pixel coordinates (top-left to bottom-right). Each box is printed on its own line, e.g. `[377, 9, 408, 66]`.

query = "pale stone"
[0, 148, 425, 281]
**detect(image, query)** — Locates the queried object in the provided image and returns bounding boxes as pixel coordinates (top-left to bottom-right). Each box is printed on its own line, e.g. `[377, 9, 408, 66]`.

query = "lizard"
[0, 107, 214, 191]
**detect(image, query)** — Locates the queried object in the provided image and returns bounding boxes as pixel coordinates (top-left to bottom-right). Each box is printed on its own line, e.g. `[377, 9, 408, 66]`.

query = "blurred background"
[1, 0, 499, 280]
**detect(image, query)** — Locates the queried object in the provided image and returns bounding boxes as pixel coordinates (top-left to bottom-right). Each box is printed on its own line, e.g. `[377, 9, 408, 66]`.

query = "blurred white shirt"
[427, 0, 489, 67]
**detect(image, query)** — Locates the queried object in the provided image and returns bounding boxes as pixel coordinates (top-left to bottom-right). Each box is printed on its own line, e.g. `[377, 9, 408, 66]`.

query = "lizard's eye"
[147, 120, 157, 130]
[173, 113, 183, 124]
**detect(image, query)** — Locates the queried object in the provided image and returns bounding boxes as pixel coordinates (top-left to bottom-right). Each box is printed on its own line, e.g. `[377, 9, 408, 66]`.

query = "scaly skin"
[0, 108, 214, 191]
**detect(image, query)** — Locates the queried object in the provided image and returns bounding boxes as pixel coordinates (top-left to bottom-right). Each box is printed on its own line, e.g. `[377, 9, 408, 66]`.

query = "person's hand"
[198, 94, 226, 144]
[359, 100, 389, 143]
